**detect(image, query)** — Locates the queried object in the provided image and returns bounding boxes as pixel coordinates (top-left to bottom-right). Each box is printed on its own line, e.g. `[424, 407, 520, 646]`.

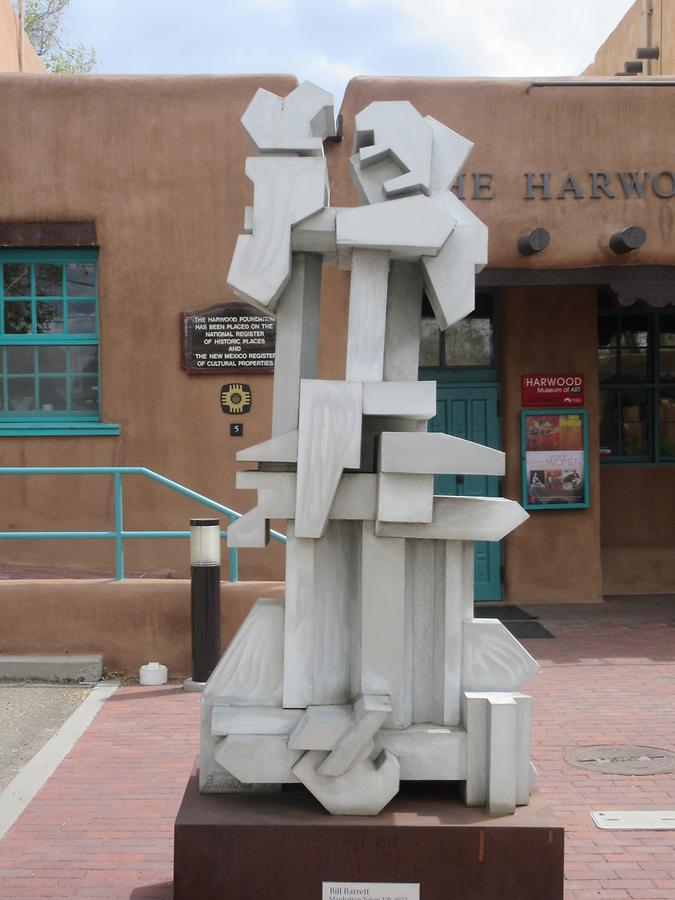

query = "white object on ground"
[139, 662, 168, 686]
[591, 810, 675, 830]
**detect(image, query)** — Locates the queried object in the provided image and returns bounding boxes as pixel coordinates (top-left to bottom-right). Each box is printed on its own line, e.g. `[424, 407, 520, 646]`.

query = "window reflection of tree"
[4, 302, 58, 334]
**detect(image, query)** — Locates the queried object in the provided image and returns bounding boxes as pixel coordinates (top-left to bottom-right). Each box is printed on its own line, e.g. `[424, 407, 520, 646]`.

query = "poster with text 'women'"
[522, 410, 589, 509]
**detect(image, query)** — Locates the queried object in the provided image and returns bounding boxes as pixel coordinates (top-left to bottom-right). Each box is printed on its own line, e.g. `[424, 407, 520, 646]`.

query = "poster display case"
[521, 409, 589, 510]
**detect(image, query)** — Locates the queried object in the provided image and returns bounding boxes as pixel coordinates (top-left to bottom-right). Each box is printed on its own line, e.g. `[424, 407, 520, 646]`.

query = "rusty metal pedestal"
[174, 773, 564, 900]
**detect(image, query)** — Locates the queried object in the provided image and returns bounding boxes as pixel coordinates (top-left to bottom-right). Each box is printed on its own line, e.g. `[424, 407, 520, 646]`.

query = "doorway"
[429, 385, 502, 601]
[419, 292, 503, 601]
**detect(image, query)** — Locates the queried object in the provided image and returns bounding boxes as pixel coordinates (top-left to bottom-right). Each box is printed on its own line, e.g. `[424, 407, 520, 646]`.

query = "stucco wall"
[327, 77, 675, 601]
[332, 76, 675, 269]
[662, 0, 675, 73]
[600, 466, 675, 593]
[499, 286, 603, 604]
[0, 0, 43, 73]
[0, 74, 296, 580]
[583, 1, 674, 76]
[0, 74, 674, 595]
[583, 1, 643, 76]
[0, 578, 283, 675]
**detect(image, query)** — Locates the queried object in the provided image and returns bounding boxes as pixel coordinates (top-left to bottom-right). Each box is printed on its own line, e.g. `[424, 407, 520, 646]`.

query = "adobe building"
[0, 0, 673, 643]
[0, 0, 42, 73]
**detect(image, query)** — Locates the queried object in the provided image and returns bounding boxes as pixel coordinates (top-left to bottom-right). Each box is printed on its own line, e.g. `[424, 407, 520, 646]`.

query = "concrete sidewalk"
[0, 597, 674, 899]
[0, 684, 92, 794]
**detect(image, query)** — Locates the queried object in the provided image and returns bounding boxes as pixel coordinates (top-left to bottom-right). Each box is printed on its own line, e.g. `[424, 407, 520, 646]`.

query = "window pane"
[38, 347, 67, 373]
[70, 346, 98, 374]
[7, 377, 35, 411]
[444, 317, 492, 367]
[3, 263, 30, 297]
[660, 389, 675, 458]
[6, 346, 35, 374]
[599, 390, 619, 457]
[660, 314, 675, 382]
[36, 301, 64, 334]
[598, 317, 618, 382]
[1, 255, 99, 423]
[620, 316, 649, 382]
[38, 377, 67, 411]
[70, 376, 98, 412]
[621, 389, 649, 457]
[598, 347, 618, 382]
[419, 319, 440, 366]
[4, 300, 32, 334]
[36, 264, 63, 297]
[66, 263, 96, 297]
[67, 300, 96, 334]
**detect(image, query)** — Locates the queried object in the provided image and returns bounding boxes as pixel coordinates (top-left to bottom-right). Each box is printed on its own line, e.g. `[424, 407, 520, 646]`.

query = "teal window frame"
[0, 249, 119, 437]
[598, 303, 674, 465]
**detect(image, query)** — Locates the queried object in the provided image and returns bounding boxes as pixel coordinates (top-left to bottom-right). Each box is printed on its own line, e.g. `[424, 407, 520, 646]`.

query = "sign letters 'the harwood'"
[451, 170, 675, 200]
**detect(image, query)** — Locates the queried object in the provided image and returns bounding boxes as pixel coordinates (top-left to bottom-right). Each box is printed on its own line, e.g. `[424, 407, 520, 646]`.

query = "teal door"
[429, 385, 502, 601]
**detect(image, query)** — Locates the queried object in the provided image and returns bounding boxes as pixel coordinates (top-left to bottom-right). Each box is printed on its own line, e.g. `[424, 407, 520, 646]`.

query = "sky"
[60, 0, 636, 107]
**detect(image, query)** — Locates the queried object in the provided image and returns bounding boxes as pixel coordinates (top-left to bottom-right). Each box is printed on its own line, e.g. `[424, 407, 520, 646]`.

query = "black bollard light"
[184, 518, 222, 692]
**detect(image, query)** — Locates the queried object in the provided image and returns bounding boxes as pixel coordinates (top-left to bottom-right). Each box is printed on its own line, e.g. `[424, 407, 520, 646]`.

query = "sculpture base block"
[174, 772, 564, 900]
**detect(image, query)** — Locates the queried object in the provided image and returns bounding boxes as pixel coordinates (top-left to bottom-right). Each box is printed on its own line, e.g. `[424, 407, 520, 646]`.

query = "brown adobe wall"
[0, 578, 284, 676]
[0, 73, 297, 581]
[582, 1, 675, 77]
[582, 1, 643, 76]
[499, 285, 603, 604]
[600, 466, 675, 594]
[0, 0, 43, 73]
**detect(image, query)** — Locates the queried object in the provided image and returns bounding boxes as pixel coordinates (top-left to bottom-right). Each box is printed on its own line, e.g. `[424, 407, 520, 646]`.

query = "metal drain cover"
[591, 810, 675, 830]
[565, 745, 675, 776]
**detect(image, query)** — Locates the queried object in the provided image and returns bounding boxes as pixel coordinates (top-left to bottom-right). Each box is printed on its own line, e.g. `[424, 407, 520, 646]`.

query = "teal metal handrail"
[0, 466, 286, 582]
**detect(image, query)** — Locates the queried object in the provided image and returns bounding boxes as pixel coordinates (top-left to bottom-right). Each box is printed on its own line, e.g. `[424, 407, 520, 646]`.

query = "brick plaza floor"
[0, 596, 674, 899]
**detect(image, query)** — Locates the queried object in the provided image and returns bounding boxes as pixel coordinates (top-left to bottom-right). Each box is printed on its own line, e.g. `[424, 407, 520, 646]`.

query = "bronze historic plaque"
[181, 301, 275, 374]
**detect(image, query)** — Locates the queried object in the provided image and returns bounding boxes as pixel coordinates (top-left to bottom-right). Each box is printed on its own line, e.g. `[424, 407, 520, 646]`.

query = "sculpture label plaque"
[322, 884, 419, 900]
[181, 301, 275, 374]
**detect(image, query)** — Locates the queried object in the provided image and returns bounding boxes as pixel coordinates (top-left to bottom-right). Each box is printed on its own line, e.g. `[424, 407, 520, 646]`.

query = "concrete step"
[0, 654, 103, 683]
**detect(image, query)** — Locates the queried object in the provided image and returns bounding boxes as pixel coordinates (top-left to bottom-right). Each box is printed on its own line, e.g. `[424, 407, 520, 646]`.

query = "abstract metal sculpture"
[200, 82, 538, 816]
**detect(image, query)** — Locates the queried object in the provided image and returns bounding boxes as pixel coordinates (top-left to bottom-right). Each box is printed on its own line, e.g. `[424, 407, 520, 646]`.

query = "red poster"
[521, 374, 584, 407]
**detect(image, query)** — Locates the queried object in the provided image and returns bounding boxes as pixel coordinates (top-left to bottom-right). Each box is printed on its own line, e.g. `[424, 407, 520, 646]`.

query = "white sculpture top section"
[348, 100, 487, 331]
[227, 82, 335, 311]
[242, 81, 336, 155]
[228, 89, 486, 332]
[353, 101, 434, 199]
[349, 104, 473, 204]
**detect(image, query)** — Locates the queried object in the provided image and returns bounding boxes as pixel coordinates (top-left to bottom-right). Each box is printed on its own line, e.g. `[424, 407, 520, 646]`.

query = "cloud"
[61, 0, 637, 99]
[304, 54, 372, 105]
[309, 55, 367, 85]
[247, 0, 289, 8]
[350, 0, 636, 76]
[246, 0, 294, 26]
